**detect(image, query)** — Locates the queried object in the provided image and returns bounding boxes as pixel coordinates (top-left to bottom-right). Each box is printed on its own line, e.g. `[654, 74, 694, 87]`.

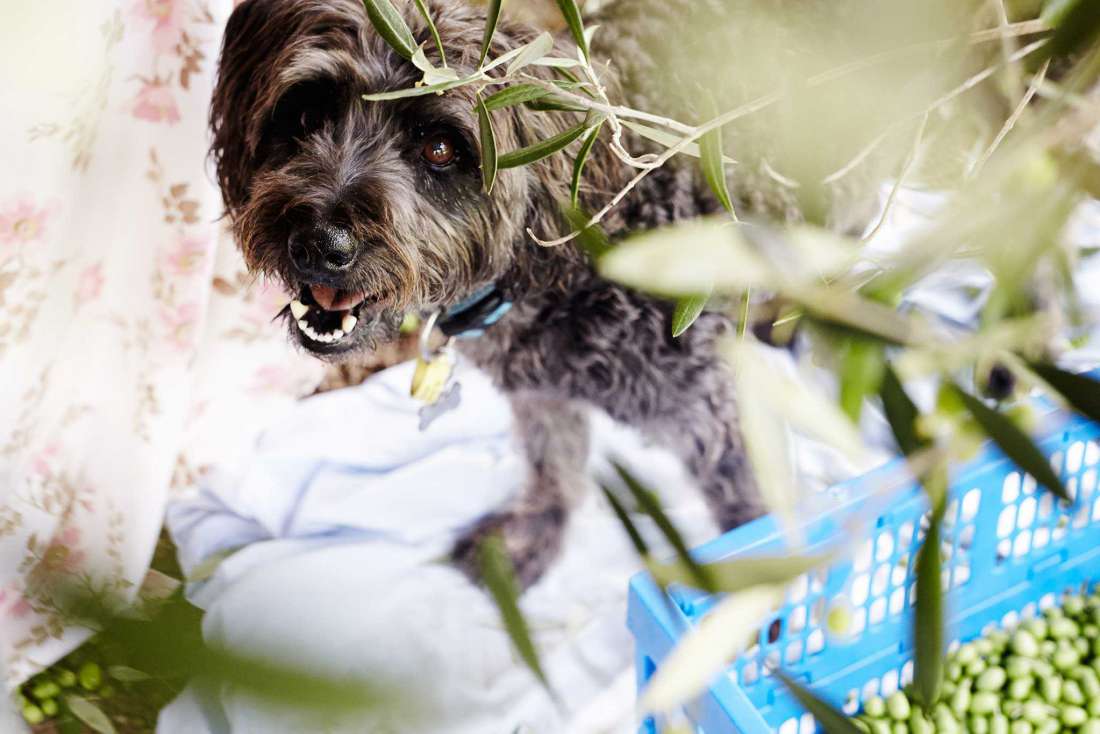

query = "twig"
[862, 114, 929, 244]
[971, 58, 1050, 178]
[530, 32, 1049, 246]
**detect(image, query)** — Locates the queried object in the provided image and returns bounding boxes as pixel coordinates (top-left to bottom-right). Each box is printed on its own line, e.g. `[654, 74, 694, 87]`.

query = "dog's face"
[211, 0, 570, 358]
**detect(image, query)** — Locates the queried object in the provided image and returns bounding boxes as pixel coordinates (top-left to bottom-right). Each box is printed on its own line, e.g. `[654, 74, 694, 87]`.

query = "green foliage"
[479, 0, 505, 66]
[361, 0, 417, 60]
[954, 384, 1069, 501]
[497, 118, 598, 169]
[774, 669, 863, 734]
[477, 536, 552, 691]
[412, 0, 446, 65]
[671, 293, 709, 337]
[570, 119, 603, 206]
[914, 491, 946, 707]
[476, 93, 498, 194]
[699, 127, 737, 219]
[554, 0, 589, 60]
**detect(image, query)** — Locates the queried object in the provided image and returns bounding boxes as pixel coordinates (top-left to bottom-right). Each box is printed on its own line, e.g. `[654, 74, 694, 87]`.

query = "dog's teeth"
[297, 319, 309, 330]
[341, 314, 357, 333]
[332, 330, 344, 340]
[290, 300, 309, 319]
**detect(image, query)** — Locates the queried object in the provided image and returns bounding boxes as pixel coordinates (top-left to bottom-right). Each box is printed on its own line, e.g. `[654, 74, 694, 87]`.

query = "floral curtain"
[0, 0, 324, 686]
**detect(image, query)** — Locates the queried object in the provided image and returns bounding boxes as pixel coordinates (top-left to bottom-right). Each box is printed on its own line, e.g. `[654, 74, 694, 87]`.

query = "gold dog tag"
[410, 349, 455, 405]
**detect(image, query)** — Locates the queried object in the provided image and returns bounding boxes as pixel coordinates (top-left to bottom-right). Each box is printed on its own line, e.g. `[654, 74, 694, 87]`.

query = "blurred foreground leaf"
[616, 464, 715, 593]
[477, 536, 551, 691]
[362, 0, 417, 60]
[773, 670, 861, 734]
[914, 470, 947, 707]
[879, 365, 927, 457]
[639, 586, 784, 715]
[671, 293, 709, 338]
[65, 695, 116, 734]
[1042, 0, 1100, 60]
[650, 553, 831, 594]
[838, 338, 884, 423]
[599, 484, 651, 558]
[1028, 362, 1100, 424]
[954, 384, 1068, 501]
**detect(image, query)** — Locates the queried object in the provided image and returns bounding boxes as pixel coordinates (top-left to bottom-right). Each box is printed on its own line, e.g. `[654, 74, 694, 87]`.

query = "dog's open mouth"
[288, 284, 379, 346]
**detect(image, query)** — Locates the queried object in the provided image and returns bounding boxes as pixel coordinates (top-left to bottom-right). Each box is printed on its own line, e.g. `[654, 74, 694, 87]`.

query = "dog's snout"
[288, 225, 357, 278]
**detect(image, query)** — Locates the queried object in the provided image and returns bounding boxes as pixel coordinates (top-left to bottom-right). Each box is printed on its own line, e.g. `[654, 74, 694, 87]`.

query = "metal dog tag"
[411, 312, 462, 430]
[417, 380, 462, 430]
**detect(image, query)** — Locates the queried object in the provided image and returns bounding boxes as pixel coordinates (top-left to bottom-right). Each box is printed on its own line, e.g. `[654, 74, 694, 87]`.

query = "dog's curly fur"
[211, 0, 896, 587]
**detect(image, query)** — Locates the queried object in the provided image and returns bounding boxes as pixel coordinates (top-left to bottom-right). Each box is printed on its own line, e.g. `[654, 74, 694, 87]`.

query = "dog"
[209, 0, 900, 587]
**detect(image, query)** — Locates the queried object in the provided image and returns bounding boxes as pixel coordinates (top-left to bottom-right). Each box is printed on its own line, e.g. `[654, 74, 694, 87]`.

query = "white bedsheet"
[159, 361, 723, 734]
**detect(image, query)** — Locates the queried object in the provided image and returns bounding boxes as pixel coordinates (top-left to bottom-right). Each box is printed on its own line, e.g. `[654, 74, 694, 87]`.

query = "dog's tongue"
[310, 285, 367, 311]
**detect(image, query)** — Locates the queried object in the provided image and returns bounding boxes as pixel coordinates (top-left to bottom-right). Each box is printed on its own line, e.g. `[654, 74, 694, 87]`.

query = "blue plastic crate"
[629, 390, 1100, 734]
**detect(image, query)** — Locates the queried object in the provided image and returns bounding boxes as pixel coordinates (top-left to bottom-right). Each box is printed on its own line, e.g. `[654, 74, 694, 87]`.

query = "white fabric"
[160, 361, 718, 734]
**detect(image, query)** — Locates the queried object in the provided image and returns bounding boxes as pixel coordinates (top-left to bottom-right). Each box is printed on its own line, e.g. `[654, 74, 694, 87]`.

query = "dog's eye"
[421, 133, 456, 168]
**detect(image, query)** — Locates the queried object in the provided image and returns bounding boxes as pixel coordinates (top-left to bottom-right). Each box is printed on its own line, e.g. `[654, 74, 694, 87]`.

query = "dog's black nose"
[288, 225, 357, 277]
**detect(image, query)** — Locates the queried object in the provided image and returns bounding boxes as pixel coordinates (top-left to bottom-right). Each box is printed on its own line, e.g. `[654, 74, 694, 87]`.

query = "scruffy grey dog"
[210, 0, 887, 586]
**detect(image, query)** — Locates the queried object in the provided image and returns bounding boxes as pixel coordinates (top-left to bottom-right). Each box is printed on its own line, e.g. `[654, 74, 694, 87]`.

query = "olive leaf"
[700, 127, 737, 219]
[498, 119, 595, 169]
[477, 535, 551, 690]
[650, 553, 832, 595]
[1027, 362, 1100, 425]
[837, 338, 884, 424]
[411, 45, 459, 86]
[65, 696, 117, 734]
[914, 492, 946, 707]
[561, 205, 614, 260]
[615, 464, 714, 593]
[362, 0, 418, 60]
[524, 98, 588, 113]
[599, 484, 651, 558]
[621, 121, 735, 163]
[412, 0, 446, 66]
[1042, 0, 1100, 60]
[107, 665, 151, 683]
[570, 119, 603, 206]
[555, 0, 589, 60]
[479, 0, 505, 67]
[483, 84, 552, 111]
[476, 93, 498, 195]
[773, 670, 863, 734]
[671, 293, 709, 338]
[879, 364, 927, 457]
[505, 31, 555, 76]
[362, 75, 475, 101]
[953, 384, 1069, 501]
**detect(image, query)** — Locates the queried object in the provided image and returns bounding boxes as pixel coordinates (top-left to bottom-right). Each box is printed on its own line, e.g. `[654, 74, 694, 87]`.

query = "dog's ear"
[210, 0, 286, 215]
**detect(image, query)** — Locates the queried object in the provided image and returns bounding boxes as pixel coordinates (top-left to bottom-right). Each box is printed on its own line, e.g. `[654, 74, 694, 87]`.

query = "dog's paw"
[450, 510, 565, 591]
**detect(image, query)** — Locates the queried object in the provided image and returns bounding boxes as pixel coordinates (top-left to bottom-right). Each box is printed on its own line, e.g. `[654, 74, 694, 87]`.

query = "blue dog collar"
[437, 284, 512, 339]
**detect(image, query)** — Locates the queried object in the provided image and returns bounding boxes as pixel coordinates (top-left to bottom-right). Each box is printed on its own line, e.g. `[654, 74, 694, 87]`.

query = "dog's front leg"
[451, 392, 590, 590]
